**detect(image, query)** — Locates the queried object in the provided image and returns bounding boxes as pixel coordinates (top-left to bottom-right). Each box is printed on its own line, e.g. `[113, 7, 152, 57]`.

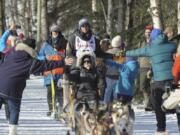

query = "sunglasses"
[83, 60, 91, 64]
[81, 24, 89, 27]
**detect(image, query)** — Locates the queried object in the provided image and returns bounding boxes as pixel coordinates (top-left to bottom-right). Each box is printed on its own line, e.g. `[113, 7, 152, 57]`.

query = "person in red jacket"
[172, 45, 180, 84]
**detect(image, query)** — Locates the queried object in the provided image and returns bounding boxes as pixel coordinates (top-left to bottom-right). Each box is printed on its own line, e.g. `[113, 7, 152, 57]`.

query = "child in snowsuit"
[106, 57, 139, 104]
[104, 35, 126, 104]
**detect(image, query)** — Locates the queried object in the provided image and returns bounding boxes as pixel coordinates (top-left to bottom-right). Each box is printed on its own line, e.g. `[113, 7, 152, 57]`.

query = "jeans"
[104, 77, 117, 104]
[0, 97, 21, 124]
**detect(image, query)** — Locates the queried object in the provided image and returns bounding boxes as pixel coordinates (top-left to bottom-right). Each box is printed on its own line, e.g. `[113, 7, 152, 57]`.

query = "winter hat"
[150, 28, 162, 41]
[111, 35, 123, 48]
[10, 30, 18, 37]
[18, 33, 25, 40]
[50, 24, 61, 32]
[145, 25, 153, 31]
[23, 38, 36, 49]
[78, 18, 90, 29]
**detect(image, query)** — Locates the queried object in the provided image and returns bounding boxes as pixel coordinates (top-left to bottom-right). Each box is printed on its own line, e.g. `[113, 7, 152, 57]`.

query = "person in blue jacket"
[0, 24, 18, 63]
[125, 29, 177, 134]
[38, 24, 67, 116]
[106, 57, 139, 104]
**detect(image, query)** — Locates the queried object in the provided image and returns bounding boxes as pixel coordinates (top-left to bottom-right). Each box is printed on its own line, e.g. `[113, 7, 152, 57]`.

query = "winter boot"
[154, 131, 168, 135]
[9, 124, 17, 135]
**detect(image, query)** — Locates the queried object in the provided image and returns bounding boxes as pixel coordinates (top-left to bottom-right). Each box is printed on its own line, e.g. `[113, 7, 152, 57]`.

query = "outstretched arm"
[30, 57, 73, 74]
[126, 46, 150, 57]
[0, 30, 10, 52]
[105, 59, 122, 69]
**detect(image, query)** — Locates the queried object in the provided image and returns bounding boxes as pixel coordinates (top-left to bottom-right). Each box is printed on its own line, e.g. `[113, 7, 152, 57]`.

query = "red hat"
[18, 33, 24, 40]
[145, 25, 153, 31]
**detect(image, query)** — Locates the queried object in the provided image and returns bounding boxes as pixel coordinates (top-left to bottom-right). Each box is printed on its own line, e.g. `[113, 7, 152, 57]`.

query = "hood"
[76, 51, 96, 67]
[74, 29, 92, 41]
[12, 50, 32, 63]
[151, 34, 168, 45]
[15, 43, 37, 58]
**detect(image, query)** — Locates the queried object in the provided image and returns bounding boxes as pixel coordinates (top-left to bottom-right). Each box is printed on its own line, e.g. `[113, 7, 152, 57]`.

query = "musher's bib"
[75, 36, 96, 57]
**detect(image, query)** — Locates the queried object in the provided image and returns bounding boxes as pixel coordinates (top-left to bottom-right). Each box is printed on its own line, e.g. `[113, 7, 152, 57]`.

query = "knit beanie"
[23, 38, 36, 49]
[50, 24, 61, 32]
[78, 18, 90, 29]
[111, 35, 122, 48]
[150, 28, 162, 41]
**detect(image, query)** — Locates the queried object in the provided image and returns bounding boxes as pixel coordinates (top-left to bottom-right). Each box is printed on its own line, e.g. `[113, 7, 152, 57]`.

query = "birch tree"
[116, 0, 126, 34]
[106, 0, 113, 36]
[92, 0, 98, 34]
[41, 0, 48, 41]
[148, 0, 162, 29]
[36, 0, 41, 51]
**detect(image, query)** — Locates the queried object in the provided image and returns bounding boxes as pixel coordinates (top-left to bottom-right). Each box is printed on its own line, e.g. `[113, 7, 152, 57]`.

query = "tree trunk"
[92, 0, 97, 12]
[41, 0, 48, 41]
[116, 0, 126, 34]
[92, 0, 98, 34]
[0, 0, 5, 36]
[178, 0, 180, 34]
[125, 0, 133, 30]
[24, 1, 31, 37]
[36, 0, 41, 51]
[31, 0, 37, 35]
[106, 0, 113, 36]
[149, 0, 162, 29]
[17, 0, 27, 36]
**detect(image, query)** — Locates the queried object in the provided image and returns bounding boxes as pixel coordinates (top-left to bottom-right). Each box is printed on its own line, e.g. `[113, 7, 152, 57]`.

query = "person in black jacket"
[0, 38, 73, 135]
[65, 51, 105, 108]
[66, 18, 112, 59]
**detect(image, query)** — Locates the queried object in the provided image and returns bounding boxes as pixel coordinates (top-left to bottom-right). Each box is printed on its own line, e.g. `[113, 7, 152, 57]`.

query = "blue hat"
[78, 18, 90, 29]
[150, 28, 162, 41]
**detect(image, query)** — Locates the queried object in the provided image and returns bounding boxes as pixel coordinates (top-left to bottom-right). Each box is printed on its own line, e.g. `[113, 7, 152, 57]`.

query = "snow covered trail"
[0, 76, 179, 135]
[133, 108, 179, 135]
[0, 76, 74, 135]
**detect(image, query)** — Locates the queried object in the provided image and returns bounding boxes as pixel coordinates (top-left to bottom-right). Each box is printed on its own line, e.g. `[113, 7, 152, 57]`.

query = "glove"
[70, 67, 80, 76]
[114, 50, 126, 57]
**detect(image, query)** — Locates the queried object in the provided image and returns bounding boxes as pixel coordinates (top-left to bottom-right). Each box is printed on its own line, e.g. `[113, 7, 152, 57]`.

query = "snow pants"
[46, 85, 63, 112]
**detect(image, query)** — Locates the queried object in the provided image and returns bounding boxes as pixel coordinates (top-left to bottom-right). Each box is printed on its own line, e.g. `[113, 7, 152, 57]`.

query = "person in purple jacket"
[0, 38, 73, 135]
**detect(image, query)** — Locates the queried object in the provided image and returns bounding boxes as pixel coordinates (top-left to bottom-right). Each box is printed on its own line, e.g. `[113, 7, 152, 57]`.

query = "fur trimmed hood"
[76, 51, 96, 67]
[15, 43, 37, 58]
